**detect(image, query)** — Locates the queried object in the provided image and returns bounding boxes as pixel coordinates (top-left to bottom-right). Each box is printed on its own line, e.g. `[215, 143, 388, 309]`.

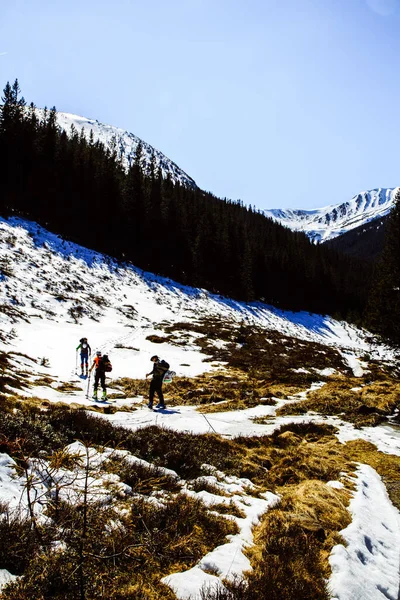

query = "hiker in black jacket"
[146, 355, 169, 409]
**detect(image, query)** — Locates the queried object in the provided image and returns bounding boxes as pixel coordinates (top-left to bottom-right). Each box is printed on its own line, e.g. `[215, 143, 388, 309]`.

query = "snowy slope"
[41, 110, 197, 188]
[264, 187, 399, 243]
[1, 215, 394, 390]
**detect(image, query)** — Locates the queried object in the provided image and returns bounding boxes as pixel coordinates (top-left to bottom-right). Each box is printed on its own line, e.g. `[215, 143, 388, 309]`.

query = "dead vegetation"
[228, 480, 351, 600]
[0, 383, 399, 599]
[113, 371, 308, 413]
[55, 381, 81, 393]
[277, 375, 400, 427]
[163, 318, 349, 383]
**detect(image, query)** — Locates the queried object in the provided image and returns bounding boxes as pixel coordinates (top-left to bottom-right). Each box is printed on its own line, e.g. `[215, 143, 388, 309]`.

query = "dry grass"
[163, 319, 349, 384]
[56, 381, 81, 393]
[114, 372, 308, 414]
[199, 396, 277, 414]
[201, 429, 355, 600]
[145, 334, 171, 344]
[2, 492, 238, 600]
[277, 375, 400, 427]
[104, 455, 182, 495]
[238, 480, 351, 600]
[266, 440, 349, 487]
[211, 501, 247, 519]
[33, 375, 55, 386]
[360, 380, 400, 413]
[0, 352, 30, 394]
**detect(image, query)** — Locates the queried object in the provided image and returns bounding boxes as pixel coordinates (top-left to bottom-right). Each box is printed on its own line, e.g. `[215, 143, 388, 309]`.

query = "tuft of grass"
[272, 421, 338, 441]
[266, 443, 346, 486]
[104, 455, 182, 494]
[33, 375, 55, 386]
[146, 334, 170, 344]
[56, 381, 81, 393]
[188, 477, 230, 496]
[211, 501, 247, 519]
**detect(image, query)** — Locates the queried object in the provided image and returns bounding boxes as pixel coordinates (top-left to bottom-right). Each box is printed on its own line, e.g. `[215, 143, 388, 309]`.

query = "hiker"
[145, 355, 169, 409]
[89, 350, 108, 400]
[76, 337, 91, 376]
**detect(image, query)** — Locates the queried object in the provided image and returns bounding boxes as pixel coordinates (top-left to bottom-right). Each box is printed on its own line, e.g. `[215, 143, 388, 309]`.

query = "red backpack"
[102, 355, 112, 372]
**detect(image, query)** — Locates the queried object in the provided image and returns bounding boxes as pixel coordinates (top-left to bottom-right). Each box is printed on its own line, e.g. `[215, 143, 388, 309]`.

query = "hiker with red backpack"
[89, 351, 112, 401]
[145, 355, 169, 409]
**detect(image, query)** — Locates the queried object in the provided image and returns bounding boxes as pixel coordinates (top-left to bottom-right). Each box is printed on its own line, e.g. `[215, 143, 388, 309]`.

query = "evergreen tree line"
[325, 216, 388, 261]
[365, 189, 400, 345]
[0, 80, 372, 319]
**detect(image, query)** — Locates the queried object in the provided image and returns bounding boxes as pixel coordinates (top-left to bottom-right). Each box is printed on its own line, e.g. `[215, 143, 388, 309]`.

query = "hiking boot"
[147, 403, 153, 409]
[92, 394, 98, 400]
[156, 403, 165, 409]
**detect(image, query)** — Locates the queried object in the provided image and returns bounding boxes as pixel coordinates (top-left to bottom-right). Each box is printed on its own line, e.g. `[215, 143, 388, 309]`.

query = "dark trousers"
[94, 370, 106, 391]
[149, 379, 164, 405]
[81, 352, 89, 369]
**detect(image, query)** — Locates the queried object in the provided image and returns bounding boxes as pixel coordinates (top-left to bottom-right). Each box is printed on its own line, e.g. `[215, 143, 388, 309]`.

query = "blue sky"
[1, 0, 400, 209]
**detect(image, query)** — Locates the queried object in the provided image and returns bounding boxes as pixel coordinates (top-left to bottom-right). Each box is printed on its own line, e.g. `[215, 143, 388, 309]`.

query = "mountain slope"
[263, 188, 399, 243]
[52, 110, 197, 188]
[0, 215, 388, 386]
[325, 215, 389, 260]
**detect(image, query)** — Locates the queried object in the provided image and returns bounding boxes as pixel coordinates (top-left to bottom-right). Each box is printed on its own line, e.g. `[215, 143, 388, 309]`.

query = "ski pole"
[201, 412, 218, 434]
[86, 372, 91, 398]
[76, 350, 78, 374]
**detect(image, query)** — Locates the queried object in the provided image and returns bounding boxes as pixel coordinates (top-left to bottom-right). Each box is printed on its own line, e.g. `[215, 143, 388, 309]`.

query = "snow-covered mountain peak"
[263, 187, 399, 242]
[51, 110, 197, 188]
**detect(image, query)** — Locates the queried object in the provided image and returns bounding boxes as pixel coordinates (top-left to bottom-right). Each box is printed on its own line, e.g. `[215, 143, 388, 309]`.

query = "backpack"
[160, 359, 170, 371]
[101, 354, 112, 372]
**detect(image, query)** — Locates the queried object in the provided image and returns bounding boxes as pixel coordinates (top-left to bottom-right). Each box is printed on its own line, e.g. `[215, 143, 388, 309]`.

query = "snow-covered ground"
[329, 464, 400, 600]
[1, 215, 400, 598]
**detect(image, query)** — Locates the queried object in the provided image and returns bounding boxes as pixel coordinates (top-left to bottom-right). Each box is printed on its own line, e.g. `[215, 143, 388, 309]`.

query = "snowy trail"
[329, 464, 400, 600]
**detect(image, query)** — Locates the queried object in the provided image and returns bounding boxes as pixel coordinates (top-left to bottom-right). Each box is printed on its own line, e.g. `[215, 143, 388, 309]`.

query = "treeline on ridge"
[0, 80, 371, 319]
